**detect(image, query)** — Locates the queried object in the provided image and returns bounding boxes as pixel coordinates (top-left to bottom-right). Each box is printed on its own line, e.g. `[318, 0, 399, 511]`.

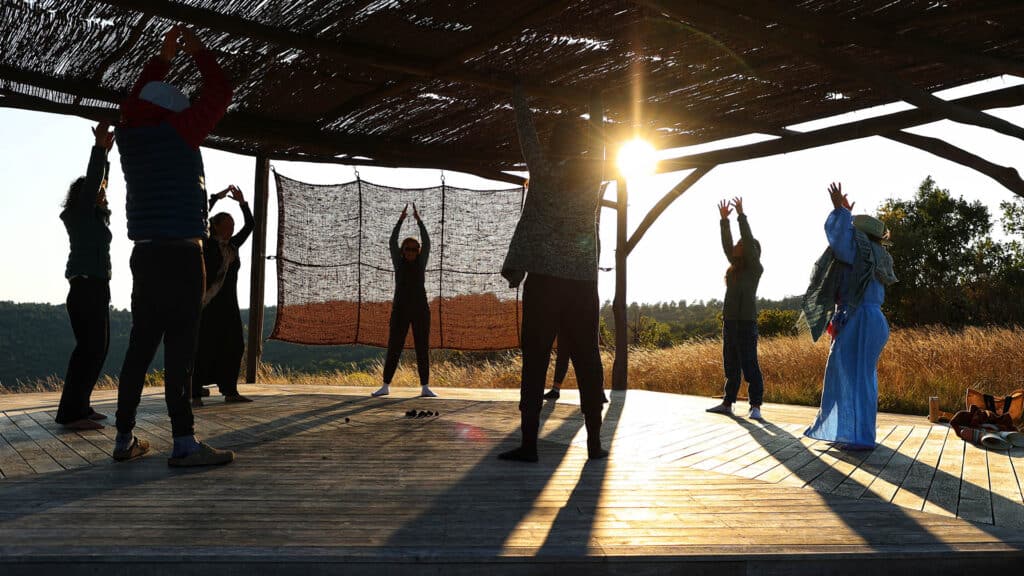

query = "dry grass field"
[7, 326, 1023, 418]
[260, 325, 1024, 417]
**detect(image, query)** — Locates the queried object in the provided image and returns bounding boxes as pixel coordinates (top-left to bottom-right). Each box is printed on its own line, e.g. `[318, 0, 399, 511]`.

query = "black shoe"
[543, 389, 560, 400]
[498, 446, 538, 463]
[87, 408, 108, 421]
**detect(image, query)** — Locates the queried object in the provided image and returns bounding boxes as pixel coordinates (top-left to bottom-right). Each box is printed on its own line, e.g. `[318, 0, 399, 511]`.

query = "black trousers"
[56, 278, 110, 424]
[382, 301, 430, 387]
[116, 243, 204, 438]
[722, 320, 765, 406]
[193, 291, 244, 397]
[520, 274, 604, 449]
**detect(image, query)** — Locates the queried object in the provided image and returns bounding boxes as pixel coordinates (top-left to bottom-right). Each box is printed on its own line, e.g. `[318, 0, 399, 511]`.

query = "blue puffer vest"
[116, 122, 209, 240]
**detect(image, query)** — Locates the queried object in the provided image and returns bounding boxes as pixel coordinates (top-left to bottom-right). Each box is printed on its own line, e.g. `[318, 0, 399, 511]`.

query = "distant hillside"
[0, 297, 804, 391]
[0, 302, 379, 391]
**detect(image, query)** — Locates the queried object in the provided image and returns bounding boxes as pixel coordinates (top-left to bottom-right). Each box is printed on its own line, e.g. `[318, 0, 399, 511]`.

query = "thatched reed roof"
[2, 0, 1023, 183]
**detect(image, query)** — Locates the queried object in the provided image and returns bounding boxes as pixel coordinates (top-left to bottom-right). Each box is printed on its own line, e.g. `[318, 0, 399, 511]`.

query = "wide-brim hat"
[139, 81, 190, 112]
[853, 214, 891, 244]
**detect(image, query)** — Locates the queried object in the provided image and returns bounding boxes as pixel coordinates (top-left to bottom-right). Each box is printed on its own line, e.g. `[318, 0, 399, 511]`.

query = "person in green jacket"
[707, 197, 766, 420]
[56, 122, 114, 430]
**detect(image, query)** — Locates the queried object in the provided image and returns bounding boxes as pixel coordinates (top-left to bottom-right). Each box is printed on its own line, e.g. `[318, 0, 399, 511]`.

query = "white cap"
[139, 81, 190, 112]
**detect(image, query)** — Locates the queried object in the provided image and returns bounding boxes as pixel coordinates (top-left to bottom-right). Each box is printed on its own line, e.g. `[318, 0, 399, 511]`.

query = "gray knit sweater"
[501, 86, 602, 287]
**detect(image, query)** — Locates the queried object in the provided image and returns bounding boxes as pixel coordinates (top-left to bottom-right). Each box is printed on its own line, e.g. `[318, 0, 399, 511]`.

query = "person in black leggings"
[372, 203, 437, 398]
[56, 122, 114, 431]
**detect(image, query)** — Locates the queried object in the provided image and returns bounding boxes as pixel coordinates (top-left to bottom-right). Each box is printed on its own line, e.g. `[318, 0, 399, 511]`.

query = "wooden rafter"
[658, 84, 1024, 172]
[656, 0, 1024, 143]
[626, 167, 712, 255]
[884, 131, 1024, 198]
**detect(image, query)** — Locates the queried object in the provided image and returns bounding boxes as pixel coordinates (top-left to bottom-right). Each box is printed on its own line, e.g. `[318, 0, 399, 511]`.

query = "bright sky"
[2, 76, 1023, 311]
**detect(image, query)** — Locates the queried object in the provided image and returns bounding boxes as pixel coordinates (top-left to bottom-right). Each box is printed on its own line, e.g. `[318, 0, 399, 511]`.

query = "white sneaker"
[420, 386, 438, 398]
[371, 385, 390, 397]
[748, 407, 763, 421]
[706, 402, 733, 415]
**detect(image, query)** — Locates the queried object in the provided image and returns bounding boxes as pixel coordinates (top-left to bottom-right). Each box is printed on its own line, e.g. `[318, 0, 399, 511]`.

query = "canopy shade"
[2, 0, 1023, 181]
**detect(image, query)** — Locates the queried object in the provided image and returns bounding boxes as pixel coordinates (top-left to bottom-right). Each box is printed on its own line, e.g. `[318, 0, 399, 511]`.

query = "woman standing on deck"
[56, 122, 115, 430]
[706, 196, 765, 421]
[804, 182, 897, 450]
[192, 184, 254, 406]
[372, 203, 437, 398]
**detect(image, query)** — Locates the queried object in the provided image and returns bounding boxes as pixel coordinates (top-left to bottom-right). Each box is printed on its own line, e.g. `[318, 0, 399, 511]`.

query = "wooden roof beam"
[657, 84, 1024, 173]
[316, 0, 575, 128]
[884, 131, 1024, 198]
[642, 0, 1024, 143]
[0, 64, 523, 168]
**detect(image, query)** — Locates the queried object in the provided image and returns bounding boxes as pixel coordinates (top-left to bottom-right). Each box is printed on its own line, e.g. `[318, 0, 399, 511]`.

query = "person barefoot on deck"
[193, 185, 255, 407]
[804, 183, 897, 450]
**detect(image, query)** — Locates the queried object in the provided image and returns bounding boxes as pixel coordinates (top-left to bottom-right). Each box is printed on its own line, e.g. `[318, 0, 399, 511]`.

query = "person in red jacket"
[113, 25, 235, 467]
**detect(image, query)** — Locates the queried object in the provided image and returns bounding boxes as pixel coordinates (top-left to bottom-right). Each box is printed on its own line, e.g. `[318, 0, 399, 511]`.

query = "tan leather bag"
[965, 388, 1024, 426]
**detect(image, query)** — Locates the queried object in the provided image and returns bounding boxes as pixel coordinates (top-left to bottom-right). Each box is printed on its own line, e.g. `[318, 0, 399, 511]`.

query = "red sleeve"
[168, 50, 233, 150]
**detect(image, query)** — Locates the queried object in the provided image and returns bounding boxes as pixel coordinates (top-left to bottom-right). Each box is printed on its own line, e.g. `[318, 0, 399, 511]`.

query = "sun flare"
[616, 138, 658, 179]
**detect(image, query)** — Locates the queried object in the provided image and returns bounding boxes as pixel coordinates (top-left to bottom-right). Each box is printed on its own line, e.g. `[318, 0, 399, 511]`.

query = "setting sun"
[616, 138, 658, 179]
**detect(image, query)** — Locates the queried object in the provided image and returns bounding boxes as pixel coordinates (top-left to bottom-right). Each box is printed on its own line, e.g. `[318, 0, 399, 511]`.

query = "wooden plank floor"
[1, 385, 1024, 574]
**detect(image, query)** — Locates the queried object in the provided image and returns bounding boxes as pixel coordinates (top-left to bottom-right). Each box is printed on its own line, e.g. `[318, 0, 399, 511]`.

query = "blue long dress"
[804, 208, 890, 449]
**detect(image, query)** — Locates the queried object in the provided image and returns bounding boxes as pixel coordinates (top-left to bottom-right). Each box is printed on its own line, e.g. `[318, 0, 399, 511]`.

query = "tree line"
[4, 177, 1021, 388]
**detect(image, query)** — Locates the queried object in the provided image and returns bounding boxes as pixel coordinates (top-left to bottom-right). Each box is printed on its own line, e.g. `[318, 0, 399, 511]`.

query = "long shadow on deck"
[726, 415, 1023, 549]
[382, 388, 626, 555]
[0, 393, 439, 523]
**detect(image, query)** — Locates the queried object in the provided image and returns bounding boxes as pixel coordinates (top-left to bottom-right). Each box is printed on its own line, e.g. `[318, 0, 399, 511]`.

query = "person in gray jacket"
[498, 83, 607, 463]
[707, 197, 765, 420]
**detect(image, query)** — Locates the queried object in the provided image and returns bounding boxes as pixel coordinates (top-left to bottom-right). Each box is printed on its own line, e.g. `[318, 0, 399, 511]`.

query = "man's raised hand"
[159, 25, 182, 62]
[179, 27, 205, 56]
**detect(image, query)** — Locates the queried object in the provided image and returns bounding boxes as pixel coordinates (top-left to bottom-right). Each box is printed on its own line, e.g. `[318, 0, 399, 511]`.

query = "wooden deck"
[2, 384, 1023, 574]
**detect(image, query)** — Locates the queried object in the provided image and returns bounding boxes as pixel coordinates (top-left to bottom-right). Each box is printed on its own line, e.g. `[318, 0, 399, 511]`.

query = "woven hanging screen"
[271, 171, 525, 350]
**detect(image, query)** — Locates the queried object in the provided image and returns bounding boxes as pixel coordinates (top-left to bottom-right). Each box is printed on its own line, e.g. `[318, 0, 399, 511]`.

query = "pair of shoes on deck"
[706, 402, 764, 421]
[111, 436, 234, 467]
[372, 385, 438, 398]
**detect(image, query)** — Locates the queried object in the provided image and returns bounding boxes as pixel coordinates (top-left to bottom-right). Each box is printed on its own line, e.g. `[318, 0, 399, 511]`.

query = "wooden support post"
[245, 154, 271, 384]
[612, 177, 629, 391]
